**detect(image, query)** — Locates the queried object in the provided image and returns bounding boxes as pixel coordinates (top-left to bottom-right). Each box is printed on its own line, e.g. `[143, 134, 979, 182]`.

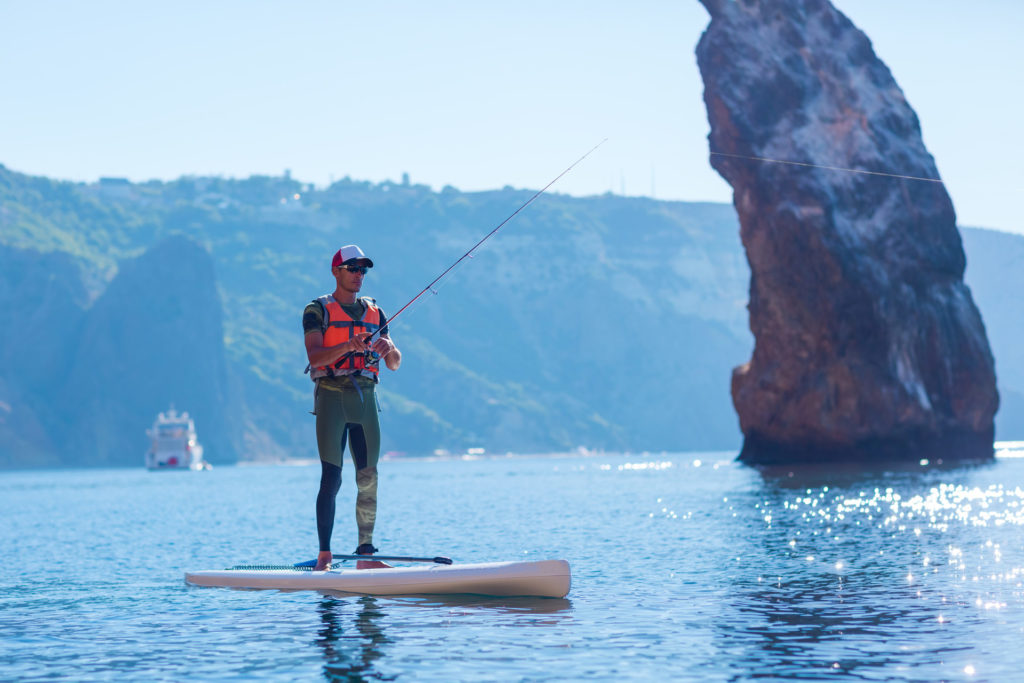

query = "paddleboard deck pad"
[185, 559, 571, 598]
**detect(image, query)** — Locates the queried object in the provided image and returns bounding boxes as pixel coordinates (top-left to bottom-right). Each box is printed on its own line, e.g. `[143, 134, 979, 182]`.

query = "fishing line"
[366, 138, 608, 342]
[710, 151, 945, 184]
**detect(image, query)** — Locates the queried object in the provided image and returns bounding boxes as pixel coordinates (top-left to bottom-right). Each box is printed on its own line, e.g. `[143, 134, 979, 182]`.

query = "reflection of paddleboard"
[185, 559, 571, 598]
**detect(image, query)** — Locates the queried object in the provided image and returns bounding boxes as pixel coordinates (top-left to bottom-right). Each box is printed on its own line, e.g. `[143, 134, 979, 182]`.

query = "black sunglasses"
[340, 265, 369, 275]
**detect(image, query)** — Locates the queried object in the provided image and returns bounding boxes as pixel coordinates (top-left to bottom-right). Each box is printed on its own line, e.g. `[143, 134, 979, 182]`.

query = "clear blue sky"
[1, 1, 1020, 234]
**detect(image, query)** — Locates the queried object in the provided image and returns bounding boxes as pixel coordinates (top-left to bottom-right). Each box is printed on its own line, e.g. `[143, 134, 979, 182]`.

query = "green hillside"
[1, 164, 1020, 468]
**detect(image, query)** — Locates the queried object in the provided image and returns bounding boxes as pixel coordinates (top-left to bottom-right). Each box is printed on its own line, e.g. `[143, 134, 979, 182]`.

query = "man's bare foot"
[356, 559, 393, 570]
[314, 550, 334, 571]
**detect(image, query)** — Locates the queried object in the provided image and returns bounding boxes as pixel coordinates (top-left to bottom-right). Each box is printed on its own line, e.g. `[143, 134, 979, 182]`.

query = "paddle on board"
[294, 554, 454, 568]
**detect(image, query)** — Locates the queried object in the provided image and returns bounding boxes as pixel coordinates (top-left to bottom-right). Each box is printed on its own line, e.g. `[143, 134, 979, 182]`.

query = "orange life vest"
[309, 295, 382, 381]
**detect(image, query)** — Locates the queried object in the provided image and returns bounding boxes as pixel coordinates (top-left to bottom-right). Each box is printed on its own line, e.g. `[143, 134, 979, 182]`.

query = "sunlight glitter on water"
[758, 483, 1024, 532]
[599, 460, 674, 471]
[740, 476, 1024, 624]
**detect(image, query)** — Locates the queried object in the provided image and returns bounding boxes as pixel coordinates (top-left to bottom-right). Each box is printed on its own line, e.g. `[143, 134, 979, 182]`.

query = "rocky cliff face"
[0, 246, 90, 467]
[0, 237, 238, 468]
[696, 0, 998, 462]
[58, 236, 239, 466]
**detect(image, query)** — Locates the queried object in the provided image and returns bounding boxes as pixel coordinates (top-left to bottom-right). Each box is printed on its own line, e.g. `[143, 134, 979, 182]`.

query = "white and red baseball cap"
[331, 244, 374, 268]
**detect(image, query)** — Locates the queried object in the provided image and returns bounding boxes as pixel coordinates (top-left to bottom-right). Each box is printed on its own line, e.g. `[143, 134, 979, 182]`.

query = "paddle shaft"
[295, 554, 453, 567]
[333, 554, 453, 565]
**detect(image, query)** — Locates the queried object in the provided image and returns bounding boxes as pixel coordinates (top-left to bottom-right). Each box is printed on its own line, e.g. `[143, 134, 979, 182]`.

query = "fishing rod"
[384, 138, 606, 334]
[342, 138, 607, 359]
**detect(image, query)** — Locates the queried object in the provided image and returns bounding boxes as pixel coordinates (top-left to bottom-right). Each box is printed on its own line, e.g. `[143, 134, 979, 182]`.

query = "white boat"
[185, 559, 571, 598]
[145, 407, 209, 470]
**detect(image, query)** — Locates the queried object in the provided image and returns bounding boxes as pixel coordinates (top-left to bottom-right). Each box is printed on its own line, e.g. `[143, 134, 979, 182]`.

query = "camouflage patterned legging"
[315, 381, 380, 550]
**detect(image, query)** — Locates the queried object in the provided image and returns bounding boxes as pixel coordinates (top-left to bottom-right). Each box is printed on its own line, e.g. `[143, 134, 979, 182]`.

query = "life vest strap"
[309, 368, 379, 382]
[327, 320, 381, 331]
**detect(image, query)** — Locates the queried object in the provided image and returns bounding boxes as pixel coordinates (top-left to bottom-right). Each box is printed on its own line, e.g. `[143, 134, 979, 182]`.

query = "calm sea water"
[3, 451, 1024, 681]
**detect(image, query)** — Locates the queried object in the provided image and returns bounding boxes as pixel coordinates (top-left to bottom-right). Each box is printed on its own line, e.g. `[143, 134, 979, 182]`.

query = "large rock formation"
[59, 235, 240, 466]
[696, 0, 998, 462]
[0, 231, 242, 468]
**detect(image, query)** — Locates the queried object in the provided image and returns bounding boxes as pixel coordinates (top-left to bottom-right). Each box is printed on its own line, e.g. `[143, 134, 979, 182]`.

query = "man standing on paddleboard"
[303, 245, 402, 571]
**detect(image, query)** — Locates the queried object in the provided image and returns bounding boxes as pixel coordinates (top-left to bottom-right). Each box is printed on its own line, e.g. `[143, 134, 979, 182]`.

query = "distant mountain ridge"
[0, 164, 1020, 468]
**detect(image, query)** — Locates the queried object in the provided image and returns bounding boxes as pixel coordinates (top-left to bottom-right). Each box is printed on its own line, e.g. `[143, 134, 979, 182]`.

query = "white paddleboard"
[185, 559, 571, 598]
